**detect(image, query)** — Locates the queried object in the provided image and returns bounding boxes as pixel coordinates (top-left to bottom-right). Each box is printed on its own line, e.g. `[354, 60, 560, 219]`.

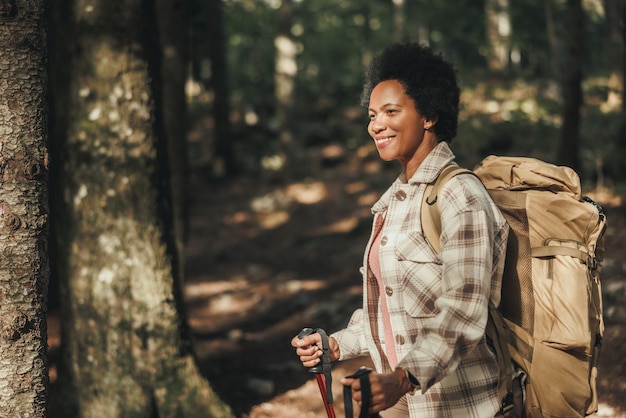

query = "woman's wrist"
[328, 337, 341, 362]
[395, 367, 420, 395]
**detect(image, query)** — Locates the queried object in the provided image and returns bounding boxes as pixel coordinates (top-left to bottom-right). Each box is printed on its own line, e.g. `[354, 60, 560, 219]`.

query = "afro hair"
[361, 43, 460, 142]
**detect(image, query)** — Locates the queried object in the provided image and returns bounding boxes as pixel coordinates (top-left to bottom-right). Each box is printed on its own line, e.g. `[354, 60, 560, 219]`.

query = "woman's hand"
[290, 333, 340, 368]
[340, 368, 415, 414]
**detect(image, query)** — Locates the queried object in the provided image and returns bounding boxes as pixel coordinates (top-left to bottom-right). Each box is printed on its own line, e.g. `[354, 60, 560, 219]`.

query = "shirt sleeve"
[397, 174, 501, 391]
[331, 307, 369, 361]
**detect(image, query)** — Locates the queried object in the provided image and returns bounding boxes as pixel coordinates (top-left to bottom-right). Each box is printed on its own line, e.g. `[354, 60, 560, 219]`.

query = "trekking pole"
[298, 327, 336, 418]
[344, 367, 381, 418]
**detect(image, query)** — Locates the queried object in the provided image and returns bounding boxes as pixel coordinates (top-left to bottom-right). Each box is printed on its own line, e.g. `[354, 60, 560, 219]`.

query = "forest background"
[0, 0, 625, 417]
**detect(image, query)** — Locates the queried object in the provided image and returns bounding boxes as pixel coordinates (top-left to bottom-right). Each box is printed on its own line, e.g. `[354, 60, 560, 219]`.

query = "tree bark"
[207, 0, 237, 177]
[275, 0, 297, 177]
[392, 0, 406, 43]
[359, 1, 373, 67]
[603, 0, 623, 110]
[558, 0, 583, 173]
[485, 0, 512, 71]
[52, 1, 233, 416]
[621, 0, 626, 152]
[0, 1, 50, 417]
[156, 0, 189, 280]
[545, 0, 561, 79]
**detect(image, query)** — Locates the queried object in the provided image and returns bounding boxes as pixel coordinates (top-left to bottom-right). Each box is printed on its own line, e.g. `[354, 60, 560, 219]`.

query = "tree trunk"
[360, 2, 373, 67]
[558, 0, 583, 173]
[275, 0, 297, 177]
[620, 0, 626, 153]
[156, 0, 189, 280]
[0, 1, 50, 417]
[207, 0, 237, 177]
[485, 0, 512, 71]
[603, 0, 623, 110]
[52, 1, 233, 416]
[545, 0, 561, 79]
[392, 0, 406, 43]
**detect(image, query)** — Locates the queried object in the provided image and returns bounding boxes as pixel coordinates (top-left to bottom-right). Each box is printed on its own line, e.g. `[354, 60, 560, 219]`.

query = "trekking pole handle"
[298, 327, 323, 373]
[298, 327, 333, 401]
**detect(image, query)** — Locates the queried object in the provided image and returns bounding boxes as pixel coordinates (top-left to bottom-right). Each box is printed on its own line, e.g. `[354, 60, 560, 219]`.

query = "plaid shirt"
[332, 142, 508, 417]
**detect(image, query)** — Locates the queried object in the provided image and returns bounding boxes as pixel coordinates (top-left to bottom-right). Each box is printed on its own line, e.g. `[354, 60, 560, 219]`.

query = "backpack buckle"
[587, 256, 598, 270]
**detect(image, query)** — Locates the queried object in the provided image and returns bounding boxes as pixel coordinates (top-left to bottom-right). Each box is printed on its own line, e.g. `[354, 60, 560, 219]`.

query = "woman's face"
[367, 79, 433, 170]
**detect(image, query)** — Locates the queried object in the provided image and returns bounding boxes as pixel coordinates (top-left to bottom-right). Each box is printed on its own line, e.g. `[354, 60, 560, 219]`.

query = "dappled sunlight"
[307, 216, 359, 236]
[224, 210, 251, 224]
[460, 80, 561, 124]
[585, 188, 623, 208]
[285, 181, 328, 204]
[344, 180, 367, 194]
[258, 210, 290, 229]
[185, 278, 249, 301]
[357, 192, 380, 207]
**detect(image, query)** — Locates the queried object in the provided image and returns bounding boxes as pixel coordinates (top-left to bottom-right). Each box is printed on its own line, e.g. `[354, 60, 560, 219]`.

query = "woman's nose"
[370, 117, 385, 133]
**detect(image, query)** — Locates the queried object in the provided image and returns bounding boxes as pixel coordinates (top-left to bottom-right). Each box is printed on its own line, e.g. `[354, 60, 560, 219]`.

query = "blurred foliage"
[191, 0, 623, 186]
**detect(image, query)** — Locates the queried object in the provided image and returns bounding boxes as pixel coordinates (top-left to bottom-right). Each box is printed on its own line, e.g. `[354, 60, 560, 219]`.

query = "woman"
[292, 43, 508, 417]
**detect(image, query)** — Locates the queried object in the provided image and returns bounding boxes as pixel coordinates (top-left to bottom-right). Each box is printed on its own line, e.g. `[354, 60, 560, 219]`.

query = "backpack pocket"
[531, 239, 594, 354]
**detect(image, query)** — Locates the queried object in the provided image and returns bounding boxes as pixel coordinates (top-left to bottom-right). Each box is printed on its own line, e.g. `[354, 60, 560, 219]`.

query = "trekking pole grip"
[344, 367, 381, 418]
[298, 327, 334, 403]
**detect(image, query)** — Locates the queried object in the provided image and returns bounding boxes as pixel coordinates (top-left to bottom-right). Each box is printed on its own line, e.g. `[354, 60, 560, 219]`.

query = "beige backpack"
[422, 155, 607, 418]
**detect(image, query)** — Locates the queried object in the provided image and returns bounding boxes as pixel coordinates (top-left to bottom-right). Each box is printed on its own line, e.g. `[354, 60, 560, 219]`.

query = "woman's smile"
[374, 135, 396, 149]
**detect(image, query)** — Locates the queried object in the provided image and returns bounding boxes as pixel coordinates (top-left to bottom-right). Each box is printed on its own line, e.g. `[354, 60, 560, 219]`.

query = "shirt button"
[380, 236, 388, 246]
[395, 334, 406, 345]
[395, 190, 407, 201]
[385, 286, 393, 296]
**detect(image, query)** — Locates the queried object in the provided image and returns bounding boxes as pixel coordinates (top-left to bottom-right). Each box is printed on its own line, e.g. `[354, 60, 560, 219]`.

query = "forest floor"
[180, 143, 626, 418]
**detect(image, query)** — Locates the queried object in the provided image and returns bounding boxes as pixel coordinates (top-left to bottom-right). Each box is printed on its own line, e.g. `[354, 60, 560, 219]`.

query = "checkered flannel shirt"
[332, 142, 509, 417]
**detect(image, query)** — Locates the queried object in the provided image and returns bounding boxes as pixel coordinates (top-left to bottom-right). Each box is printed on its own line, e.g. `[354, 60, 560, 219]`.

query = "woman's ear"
[424, 115, 439, 131]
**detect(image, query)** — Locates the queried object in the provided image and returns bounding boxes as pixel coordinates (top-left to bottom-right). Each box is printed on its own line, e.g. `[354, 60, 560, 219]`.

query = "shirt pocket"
[395, 231, 442, 318]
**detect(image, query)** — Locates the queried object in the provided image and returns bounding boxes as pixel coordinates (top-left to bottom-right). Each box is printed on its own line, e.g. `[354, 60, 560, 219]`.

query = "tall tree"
[156, 0, 189, 279]
[0, 0, 50, 417]
[50, 1, 234, 416]
[545, 0, 561, 78]
[275, 0, 297, 176]
[360, 1, 374, 66]
[207, 0, 237, 176]
[558, 0, 584, 172]
[392, 0, 407, 43]
[620, 0, 626, 156]
[603, 0, 623, 110]
[485, 0, 512, 71]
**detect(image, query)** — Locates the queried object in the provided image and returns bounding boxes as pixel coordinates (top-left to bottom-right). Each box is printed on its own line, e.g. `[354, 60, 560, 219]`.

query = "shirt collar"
[371, 141, 456, 214]
[404, 141, 456, 185]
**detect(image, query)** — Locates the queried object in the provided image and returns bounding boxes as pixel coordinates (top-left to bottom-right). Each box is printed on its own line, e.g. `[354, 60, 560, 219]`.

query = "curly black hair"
[361, 43, 460, 142]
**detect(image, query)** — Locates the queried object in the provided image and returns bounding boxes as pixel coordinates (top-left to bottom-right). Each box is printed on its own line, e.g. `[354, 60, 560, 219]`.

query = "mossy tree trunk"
[52, 1, 233, 417]
[156, 0, 189, 280]
[0, 0, 50, 416]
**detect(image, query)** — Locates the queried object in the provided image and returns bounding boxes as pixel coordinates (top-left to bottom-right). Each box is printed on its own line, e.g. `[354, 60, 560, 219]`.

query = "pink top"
[368, 217, 398, 369]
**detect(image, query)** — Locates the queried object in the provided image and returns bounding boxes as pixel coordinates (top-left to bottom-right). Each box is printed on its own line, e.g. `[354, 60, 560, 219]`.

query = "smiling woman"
[290, 43, 509, 418]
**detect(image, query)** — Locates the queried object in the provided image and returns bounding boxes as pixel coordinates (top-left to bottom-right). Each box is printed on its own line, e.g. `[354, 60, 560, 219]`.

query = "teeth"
[376, 137, 394, 145]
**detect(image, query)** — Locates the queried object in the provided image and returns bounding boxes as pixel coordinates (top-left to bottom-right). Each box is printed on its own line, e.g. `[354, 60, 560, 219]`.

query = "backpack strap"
[420, 164, 515, 414]
[421, 164, 473, 253]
